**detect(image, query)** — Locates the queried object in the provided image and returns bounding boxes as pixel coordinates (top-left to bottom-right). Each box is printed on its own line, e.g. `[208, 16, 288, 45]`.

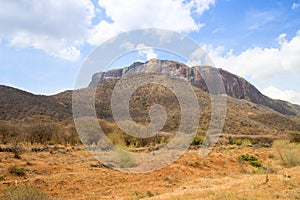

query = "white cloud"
[292, 3, 300, 10]
[0, 0, 215, 61]
[136, 43, 157, 60]
[276, 33, 287, 45]
[0, 0, 95, 61]
[262, 86, 300, 105]
[188, 0, 215, 15]
[9, 31, 81, 62]
[88, 0, 214, 45]
[190, 0, 215, 15]
[204, 30, 300, 82]
[119, 42, 157, 60]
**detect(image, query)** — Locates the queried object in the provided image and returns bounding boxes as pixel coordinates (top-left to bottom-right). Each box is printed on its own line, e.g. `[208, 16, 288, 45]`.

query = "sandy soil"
[0, 145, 299, 200]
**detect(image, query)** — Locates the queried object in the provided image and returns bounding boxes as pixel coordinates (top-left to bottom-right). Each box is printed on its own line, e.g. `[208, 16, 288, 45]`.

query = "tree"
[0, 122, 10, 144]
[63, 124, 79, 146]
[29, 122, 56, 145]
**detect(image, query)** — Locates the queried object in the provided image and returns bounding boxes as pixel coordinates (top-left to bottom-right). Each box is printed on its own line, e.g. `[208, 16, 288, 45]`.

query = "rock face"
[89, 59, 300, 116]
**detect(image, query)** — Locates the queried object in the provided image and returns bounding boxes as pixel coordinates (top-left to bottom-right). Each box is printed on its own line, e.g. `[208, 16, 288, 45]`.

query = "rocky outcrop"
[89, 59, 300, 116]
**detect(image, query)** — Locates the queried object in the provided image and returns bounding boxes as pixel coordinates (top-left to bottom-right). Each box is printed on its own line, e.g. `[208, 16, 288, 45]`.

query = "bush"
[273, 140, 300, 167]
[0, 174, 6, 181]
[230, 139, 256, 146]
[8, 166, 26, 176]
[289, 132, 300, 143]
[238, 154, 262, 168]
[249, 160, 262, 168]
[28, 122, 57, 145]
[191, 135, 204, 146]
[238, 154, 258, 162]
[2, 186, 49, 200]
[241, 139, 255, 147]
[134, 190, 154, 199]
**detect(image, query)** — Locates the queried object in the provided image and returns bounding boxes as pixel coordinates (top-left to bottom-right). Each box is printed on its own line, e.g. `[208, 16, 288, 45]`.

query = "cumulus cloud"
[191, 0, 215, 15]
[204, 30, 300, 82]
[120, 42, 157, 60]
[136, 44, 158, 60]
[88, 0, 214, 45]
[262, 86, 300, 105]
[0, 0, 95, 61]
[0, 0, 215, 61]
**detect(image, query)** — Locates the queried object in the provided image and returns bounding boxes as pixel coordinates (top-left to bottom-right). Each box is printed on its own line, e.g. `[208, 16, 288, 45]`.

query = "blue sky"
[1, 0, 300, 104]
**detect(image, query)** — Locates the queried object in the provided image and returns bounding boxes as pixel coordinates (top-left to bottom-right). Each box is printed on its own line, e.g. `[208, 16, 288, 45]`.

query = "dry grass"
[273, 140, 300, 167]
[0, 145, 299, 199]
[2, 185, 50, 200]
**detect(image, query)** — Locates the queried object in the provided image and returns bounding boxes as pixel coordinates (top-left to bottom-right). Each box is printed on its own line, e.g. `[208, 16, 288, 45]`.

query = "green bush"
[273, 140, 300, 167]
[2, 186, 49, 200]
[238, 154, 258, 162]
[230, 139, 242, 146]
[241, 139, 256, 146]
[230, 139, 256, 146]
[191, 135, 204, 146]
[249, 160, 262, 168]
[238, 154, 262, 168]
[8, 166, 26, 176]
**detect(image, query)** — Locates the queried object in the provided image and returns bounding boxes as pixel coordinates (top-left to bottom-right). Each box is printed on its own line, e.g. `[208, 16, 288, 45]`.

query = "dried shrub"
[8, 166, 26, 176]
[273, 140, 300, 167]
[2, 185, 49, 200]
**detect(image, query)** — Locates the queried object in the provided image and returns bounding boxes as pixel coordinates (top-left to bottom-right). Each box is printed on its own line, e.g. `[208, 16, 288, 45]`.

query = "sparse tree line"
[0, 121, 80, 147]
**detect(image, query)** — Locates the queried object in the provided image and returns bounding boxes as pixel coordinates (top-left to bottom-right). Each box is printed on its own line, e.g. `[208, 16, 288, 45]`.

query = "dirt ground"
[0, 145, 300, 200]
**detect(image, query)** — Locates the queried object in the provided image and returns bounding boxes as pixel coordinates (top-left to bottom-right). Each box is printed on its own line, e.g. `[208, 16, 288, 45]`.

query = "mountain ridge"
[89, 59, 300, 116]
[1, 78, 300, 136]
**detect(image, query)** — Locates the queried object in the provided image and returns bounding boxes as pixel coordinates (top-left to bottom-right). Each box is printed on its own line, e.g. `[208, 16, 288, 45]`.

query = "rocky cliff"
[89, 59, 300, 116]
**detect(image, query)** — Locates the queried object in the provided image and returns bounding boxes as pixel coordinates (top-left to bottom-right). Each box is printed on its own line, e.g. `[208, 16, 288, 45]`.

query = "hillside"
[0, 59, 300, 137]
[0, 85, 72, 121]
[90, 59, 300, 116]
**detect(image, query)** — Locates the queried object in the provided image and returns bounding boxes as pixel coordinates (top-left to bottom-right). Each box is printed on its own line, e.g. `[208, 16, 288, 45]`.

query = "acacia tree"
[0, 122, 10, 144]
[29, 123, 56, 145]
[4, 123, 25, 159]
[63, 125, 79, 146]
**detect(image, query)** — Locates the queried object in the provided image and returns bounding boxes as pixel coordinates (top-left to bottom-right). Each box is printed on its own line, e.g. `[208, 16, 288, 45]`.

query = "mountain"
[90, 59, 300, 116]
[0, 85, 72, 121]
[0, 59, 300, 137]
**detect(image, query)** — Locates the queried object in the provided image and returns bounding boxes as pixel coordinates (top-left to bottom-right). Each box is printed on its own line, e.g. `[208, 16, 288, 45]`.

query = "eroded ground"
[0, 145, 300, 200]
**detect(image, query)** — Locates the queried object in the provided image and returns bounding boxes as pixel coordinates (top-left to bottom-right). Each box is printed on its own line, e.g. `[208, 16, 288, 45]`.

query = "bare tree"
[0, 122, 10, 144]
[63, 125, 79, 147]
[29, 122, 56, 145]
